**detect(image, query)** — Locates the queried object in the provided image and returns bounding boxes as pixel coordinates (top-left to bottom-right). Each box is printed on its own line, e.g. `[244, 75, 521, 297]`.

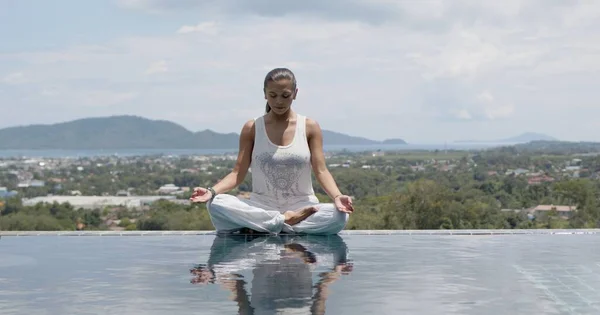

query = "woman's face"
[265, 79, 297, 115]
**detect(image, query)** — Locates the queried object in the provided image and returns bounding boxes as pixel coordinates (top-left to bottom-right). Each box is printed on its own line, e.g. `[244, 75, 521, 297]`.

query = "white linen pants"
[207, 194, 349, 235]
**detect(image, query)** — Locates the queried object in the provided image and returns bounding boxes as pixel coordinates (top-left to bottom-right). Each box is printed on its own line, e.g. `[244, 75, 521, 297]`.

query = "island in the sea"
[456, 132, 558, 144]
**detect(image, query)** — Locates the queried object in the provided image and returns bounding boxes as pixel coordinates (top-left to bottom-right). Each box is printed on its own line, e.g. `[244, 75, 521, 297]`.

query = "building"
[116, 190, 130, 196]
[506, 168, 529, 176]
[528, 205, 576, 219]
[22, 195, 177, 210]
[157, 184, 180, 194]
[17, 180, 46, 188]
[0, 187, 18, 199]
[527, 175, 555, 185]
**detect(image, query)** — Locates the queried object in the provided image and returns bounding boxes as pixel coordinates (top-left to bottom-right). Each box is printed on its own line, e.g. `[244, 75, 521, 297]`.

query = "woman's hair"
[263, 68, 297, 113]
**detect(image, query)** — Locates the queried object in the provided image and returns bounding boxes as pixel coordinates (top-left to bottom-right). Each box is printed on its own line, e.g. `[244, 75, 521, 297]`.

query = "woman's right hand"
[190, 187, 213, 203]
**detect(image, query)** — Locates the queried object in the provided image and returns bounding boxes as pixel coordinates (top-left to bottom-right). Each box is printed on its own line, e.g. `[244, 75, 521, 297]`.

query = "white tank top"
[250, 114, 317, 208]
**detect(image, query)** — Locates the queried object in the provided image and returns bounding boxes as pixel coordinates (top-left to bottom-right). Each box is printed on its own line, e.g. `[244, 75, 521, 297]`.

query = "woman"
[190, 68, 354, 235]
[190, 234, 353, 313]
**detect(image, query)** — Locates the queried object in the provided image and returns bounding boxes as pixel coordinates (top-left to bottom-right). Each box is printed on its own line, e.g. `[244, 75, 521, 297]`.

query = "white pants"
[207, 194, 349, 235]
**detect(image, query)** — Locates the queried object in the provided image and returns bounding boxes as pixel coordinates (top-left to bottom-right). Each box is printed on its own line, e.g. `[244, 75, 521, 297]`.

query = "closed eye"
[269, 93, 291, 98]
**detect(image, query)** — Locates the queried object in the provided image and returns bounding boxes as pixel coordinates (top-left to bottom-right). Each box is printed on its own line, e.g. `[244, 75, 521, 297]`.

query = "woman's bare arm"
[211, 120, 255, 194]
[307, 118, 343, 200]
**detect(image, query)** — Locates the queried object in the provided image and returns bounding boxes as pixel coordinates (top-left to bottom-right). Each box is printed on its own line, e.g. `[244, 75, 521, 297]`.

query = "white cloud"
[117, 0, 400, 24]
[41, 86, 61, 97]
[2, 0, 600, 142]
[455, 109, 472, 120]
[476, 91, 514, 120]
[176, 22, 217, 35]
[476, 91, 494, 104]
[80, 90, 138, 107]
[484, 104, 515, 120]
[2, 72, 28, 85]
[144, 60, 168, 75]
[24, 85, 138, 108]
[440, 90, 514, 122]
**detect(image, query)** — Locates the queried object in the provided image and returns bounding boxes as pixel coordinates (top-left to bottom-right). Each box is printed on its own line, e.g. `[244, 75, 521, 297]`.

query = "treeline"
[2, 176, 599, 231]
[345, 177, 600, 230]
[506, 140, 600, 155]
[2, 147, 600, 231]
[0, 197, 212, 231]
[0, 197, 103, 231]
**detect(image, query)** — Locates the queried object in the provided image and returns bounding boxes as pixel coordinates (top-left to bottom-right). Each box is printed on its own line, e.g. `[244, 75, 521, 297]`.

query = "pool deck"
[1, 229, 600, 236]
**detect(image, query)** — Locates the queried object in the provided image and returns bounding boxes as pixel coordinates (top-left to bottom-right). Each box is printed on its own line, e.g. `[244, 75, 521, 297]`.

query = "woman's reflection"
[190, 234, 353, 314]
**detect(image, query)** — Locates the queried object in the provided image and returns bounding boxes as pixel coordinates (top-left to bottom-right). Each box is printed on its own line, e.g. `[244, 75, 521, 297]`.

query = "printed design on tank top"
[255, 151, 308, 200]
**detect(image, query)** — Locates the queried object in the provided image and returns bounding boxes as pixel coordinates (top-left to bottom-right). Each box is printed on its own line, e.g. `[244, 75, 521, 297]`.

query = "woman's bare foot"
[284, 206, 318, 226]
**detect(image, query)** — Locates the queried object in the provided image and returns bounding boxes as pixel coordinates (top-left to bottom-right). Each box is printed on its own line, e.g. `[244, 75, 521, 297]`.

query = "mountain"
[318, 130, 406, 145]
[0, 115, 406, 150]
[456, 132, 558, 144]
[320, 130, 377, 145]
[382, 138, 408, 145]
[500, 132, 558, 143]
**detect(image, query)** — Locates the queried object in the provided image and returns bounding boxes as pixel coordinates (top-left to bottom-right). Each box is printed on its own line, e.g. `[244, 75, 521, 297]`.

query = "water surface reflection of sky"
[1, 233, 600, 314]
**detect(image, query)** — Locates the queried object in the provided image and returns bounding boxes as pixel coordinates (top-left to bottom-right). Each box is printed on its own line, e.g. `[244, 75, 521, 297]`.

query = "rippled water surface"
[1, 233, 600, 314]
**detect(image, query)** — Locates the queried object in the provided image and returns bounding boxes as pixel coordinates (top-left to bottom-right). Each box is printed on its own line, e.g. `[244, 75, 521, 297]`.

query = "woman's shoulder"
[301, 115, 322, 136]
[240, 119, 257, 138]
[242, 118, 256, 128]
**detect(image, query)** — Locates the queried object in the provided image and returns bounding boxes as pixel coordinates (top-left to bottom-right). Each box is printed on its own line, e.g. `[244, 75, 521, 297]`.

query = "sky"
[1, 0, 599, 143]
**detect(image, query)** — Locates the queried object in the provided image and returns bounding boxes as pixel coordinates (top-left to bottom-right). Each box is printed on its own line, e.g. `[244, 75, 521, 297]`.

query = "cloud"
[455, 109, 472, 121]
[421, 81, 515, 123]
[2, 72, 28, 85]
[144, 60, 168, 75]
[41, 86, 61, 97]
[24, 84, 138, 108]
[80, 90, 138, 107]
[117, 0, 399, 24]
[2, 0, 599, 142]
[476, 91, 514, 120]
[176, 22, 218, 35]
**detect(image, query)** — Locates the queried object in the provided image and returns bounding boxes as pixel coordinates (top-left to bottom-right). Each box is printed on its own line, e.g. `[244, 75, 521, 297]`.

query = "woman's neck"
[267, 109, 296, 122]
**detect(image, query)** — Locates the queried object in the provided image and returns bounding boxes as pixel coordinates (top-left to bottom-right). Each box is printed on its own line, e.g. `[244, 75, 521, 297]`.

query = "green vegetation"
[0, 197, 103, 231]
[2, 141, 600, 231]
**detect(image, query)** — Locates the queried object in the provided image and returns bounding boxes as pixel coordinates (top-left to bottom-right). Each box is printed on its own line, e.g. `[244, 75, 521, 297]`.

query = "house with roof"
[527, 175, 555, 185]
[16, 180, 46, 188]
[0, 187, 18, 199]
[157, 183, 185, 195]
[528, 204, 576, 220]
[506, 168, 530, 176]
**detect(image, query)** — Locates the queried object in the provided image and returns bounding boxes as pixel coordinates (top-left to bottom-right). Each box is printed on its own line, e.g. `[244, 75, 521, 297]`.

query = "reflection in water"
[190, 234, 353, 314]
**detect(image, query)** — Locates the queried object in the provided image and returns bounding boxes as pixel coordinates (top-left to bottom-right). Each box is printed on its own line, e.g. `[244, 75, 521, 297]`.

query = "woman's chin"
[271, 108, 290, 115]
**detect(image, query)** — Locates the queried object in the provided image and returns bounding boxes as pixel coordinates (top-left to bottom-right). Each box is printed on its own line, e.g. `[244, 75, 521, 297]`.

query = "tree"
[381, 179, 451, 229]
[0, 197, 22, 216]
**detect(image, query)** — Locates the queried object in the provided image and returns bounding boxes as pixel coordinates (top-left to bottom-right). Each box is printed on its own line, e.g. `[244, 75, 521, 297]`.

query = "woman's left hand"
[334, 195, 354, 213]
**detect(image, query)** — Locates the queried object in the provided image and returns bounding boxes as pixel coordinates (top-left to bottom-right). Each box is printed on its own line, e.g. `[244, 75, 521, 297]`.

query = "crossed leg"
[207, 194, 325, 234]
[283, 203, 349, 235]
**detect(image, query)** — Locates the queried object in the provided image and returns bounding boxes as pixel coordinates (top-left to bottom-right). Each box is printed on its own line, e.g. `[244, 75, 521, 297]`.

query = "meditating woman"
[190, 68, 354, 235]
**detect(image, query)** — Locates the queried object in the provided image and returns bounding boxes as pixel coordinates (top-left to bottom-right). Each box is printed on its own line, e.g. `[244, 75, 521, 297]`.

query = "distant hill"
[492, 140, 600, 155]
[319, 130, 406, 145]
[382, 138, 408, 145]
[0, 115, 407, 150]
[457, 132, 557, 144]
[500, 132, 558, 143]
[320, 130, 377, 145]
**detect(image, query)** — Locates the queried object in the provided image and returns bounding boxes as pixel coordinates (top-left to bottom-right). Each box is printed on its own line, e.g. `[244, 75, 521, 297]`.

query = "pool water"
[1, 232, 600, 314]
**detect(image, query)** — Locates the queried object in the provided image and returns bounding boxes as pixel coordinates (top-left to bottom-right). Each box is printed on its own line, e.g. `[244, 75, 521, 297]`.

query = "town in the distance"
[2, 141, 600, 232]
[1, 116, 600, 232]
